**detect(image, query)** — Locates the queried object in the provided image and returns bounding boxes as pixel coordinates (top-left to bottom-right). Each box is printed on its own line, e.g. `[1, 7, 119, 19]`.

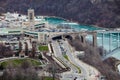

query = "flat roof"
[0, 28, 22, 34]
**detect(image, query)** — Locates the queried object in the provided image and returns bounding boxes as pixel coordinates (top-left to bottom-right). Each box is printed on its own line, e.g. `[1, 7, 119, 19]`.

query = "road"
[0, 57, 18, 62]
[61, 40, 87, 74]
[52, 41, 79, 72]
[61, 40, 101, 80]
[42, 53, 67, 73]
[0, 56, 29, 62]
[51, 39, 101, 80]
[51, 40, 85, 80]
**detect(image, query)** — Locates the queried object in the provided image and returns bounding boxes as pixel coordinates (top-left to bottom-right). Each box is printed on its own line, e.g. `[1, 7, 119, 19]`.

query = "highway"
[52, 41, 79, 72]
[51, 40, 85, 80]
[51, 39, 101, 80]
[61, 40, 87, 74]
[62, 40, 101, 80]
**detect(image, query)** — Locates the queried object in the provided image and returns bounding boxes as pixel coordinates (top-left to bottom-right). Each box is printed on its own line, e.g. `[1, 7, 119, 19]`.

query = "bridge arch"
[52, 35, 62, 40]
[50, 31, 97, 47]
[98, 31, 120, 60]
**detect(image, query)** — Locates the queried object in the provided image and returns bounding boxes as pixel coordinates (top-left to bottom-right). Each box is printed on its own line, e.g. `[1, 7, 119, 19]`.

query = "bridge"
[103, 47, 120, 60]
[97, 30, 120, 60]
[49, 30, 120, 60]
[49, 31, 97, 47]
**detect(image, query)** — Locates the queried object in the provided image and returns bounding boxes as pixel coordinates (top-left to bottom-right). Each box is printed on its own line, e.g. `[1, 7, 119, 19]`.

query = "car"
[100, 76, 106, 80]
[74, 77, 77, 80]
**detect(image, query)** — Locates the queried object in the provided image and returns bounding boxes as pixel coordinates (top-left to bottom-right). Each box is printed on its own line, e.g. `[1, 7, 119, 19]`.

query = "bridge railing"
[111, 47, 120, 53]
[102, 47, 120, 60]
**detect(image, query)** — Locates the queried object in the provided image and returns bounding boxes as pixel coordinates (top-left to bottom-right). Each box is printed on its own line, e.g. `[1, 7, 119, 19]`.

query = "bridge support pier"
[62, 35, 66, 40]
[117, 33, 119, 48]
[79, 34, 86, 46]
[78, 32, 97, 47]
[109, 33, 112, 52]
[102, 33, 105, 56]
[93, 32, 97, 48]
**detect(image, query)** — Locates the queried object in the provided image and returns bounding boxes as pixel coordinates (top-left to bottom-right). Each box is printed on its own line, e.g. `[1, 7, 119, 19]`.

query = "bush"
[0, 58, 41, 69]
[0, 60, 40, 80]
[38, 54, 43, 60]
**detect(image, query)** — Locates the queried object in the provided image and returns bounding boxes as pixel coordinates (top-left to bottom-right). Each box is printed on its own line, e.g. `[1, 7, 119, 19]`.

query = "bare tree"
[46, 63, 58, 80]
[18, 41, 22, 53]
[1, 61, 40, 80]
[24, 42, 29, 56]
[0, 43, 13, 58]
[68, 38, 120, 80]
[31, 42, 36, 58]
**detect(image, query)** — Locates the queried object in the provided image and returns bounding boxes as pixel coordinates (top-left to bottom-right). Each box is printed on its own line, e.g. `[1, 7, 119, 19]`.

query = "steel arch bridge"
[97, 31, 120, 60]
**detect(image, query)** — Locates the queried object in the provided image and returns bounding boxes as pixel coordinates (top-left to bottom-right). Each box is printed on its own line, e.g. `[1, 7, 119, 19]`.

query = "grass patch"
[62, 54, 81, 73]
[71, 63, 81, 73]
[63, 54, 69, 61]
[43, 77, 59, 80]
[38, 45, 49, 51]
[62, 55, 81, 73]
[44, 77, 53, 80]
[0, 58, 41, 69]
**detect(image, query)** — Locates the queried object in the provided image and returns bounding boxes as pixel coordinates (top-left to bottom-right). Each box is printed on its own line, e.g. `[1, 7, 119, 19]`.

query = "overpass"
[50, 30, 120, 60]
[49, 31, 97, 47]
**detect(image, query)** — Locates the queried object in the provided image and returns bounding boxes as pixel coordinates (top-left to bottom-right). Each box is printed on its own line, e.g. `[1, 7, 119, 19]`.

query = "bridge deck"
[97, 30, 120, 34]
[103, 47, 120, 60]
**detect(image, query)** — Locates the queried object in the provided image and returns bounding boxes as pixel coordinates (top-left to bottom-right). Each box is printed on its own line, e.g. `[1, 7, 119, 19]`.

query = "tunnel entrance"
[52, 35, 73, 40]
[52, 36, 62, 40]
[65, 35, 73, 40]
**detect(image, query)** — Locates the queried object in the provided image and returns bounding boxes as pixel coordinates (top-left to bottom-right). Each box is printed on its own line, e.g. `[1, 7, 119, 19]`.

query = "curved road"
[52, 40, 101, 80]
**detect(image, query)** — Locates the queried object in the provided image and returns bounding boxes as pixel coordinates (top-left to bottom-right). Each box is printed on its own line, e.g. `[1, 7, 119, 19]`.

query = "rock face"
[0, 0, 120, 28]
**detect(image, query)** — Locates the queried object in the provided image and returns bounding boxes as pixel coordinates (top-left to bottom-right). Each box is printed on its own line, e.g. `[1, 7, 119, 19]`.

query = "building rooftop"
[0, 11, 77, 37]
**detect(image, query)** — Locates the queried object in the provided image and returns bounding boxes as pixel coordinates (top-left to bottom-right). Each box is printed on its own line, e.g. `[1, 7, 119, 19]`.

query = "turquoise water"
[45, 17, 66, 25]
[45, 17, 120, 60]
[45, 17, 101, 31]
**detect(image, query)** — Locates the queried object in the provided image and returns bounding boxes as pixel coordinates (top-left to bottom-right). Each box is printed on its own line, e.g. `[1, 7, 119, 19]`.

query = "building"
[38, 32, 49, 44]
[0, 8, 76, 44]
[0, 9, 49, 44]
[28, 9, 35, 31]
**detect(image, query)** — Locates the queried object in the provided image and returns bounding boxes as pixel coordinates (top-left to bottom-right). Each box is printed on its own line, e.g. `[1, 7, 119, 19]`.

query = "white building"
[0, 9, 49, 44]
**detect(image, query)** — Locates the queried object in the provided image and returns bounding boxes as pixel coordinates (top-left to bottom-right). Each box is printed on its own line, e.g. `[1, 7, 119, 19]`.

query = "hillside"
[0, 0, 120, 28]
[68, 38, 120, 80]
